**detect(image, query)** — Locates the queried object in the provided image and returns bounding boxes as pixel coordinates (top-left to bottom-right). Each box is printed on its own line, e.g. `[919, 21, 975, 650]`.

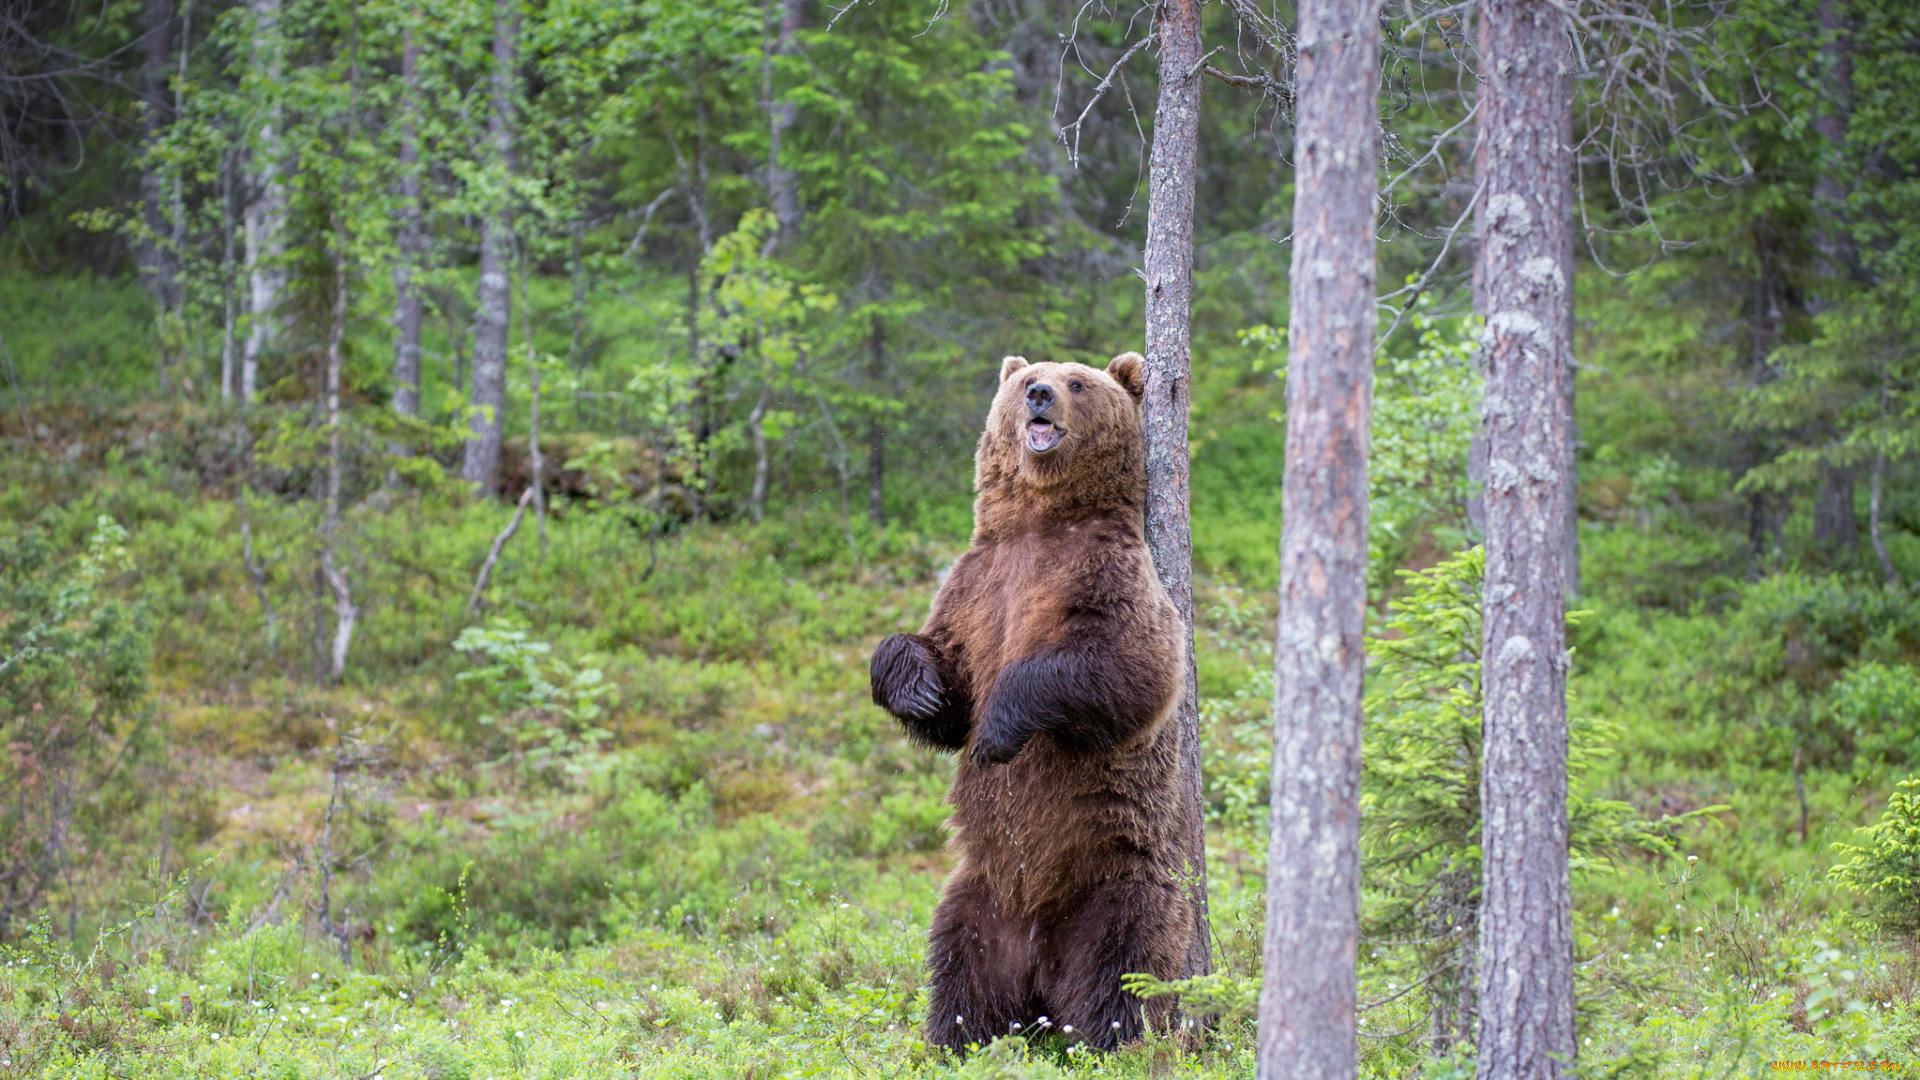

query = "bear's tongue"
[1026, 419, 1063, 453]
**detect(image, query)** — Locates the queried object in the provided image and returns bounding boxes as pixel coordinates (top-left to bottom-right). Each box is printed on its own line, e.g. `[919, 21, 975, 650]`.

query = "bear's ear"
[999, 356, 1029, 383]
[1107, 352, 1147, 399]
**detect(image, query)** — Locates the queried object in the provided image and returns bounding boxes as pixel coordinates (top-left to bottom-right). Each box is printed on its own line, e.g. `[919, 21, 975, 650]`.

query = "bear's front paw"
[970, 705, 1034, 765]
[871, 634, 945, 721]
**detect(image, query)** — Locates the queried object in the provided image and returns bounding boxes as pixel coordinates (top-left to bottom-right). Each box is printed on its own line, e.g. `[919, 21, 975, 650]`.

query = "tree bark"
[1256, 0, 1379, 1075]
[1473, 0, 1577, 1078]
[463, 0, 517, 493]
[319, 254, 357, 682]
[241, 0, 286, 405]
[748, 383, 772, 524]
[1139, 0, 1210, 986]
[390, 21, 424, 424]
[764, 0, 803, 250]
[1561, 179, 1579, 599]
[1813, 465, 1857, 556]
[1809, 0, 1868, 292]
[220, 150, 238, 402]
[1871, 449, 1897, 587]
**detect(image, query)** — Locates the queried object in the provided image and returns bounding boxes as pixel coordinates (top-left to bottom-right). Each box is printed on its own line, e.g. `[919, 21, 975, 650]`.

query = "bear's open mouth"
[1026, 418, 1065, 453]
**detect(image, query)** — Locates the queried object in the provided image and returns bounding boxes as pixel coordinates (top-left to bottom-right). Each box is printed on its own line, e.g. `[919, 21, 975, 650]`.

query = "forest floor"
[1, 411, 1915, 1080]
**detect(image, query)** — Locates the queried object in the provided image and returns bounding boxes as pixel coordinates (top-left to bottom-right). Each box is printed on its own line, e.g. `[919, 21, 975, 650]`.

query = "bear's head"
[973, 352, 1149, 521]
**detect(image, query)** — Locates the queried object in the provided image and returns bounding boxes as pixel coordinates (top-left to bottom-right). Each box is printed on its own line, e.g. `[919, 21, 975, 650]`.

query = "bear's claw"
[871, 634, 945, 721]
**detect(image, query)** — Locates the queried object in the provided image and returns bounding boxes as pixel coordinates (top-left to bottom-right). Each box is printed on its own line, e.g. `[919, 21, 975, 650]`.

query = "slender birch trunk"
[1139, 0, 1210, 983]
[1257, 0, 1380, 1075]
[241, 0, 286, 405]
[220, 150, 239, 402]
[319, 254, 357, 682]
[1473, 0, 1577, 1076]
[747, 383, 773, 524]
[463, 0, 517, 492]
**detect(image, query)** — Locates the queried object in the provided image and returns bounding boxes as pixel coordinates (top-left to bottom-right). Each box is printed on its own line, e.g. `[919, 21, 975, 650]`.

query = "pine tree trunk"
[1561, 195, 1579, 598]
[241, 0, 286, 406]
[1809, 0, 1866, 292]
[391, 21, 425, 424]
[1473, 0, 1577, 1076]
[1256, 0, 1379, 1073]
[463, 0, 517, 493]
[1139, 0, 1210, 985]
[1813, 465, 1857, 556]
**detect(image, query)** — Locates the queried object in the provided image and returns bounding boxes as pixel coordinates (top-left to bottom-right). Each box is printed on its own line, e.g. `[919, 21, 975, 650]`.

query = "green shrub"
[1830, 776, 1920, 939]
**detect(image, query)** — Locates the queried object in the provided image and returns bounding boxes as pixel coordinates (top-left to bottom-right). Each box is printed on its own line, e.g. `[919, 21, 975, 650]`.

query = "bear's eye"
[1068, 380, 1084, 393]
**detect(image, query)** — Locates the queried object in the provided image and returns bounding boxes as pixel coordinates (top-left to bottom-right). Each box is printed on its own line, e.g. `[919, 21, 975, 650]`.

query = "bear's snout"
[1026, 382, 1055, 414]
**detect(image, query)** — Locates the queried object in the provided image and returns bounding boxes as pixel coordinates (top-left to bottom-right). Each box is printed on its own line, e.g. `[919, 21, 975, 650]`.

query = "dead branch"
[467, 486, 535, 616]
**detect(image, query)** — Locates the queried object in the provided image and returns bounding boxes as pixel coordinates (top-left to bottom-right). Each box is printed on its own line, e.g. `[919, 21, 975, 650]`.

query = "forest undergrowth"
[3, 409, 1918, 1080]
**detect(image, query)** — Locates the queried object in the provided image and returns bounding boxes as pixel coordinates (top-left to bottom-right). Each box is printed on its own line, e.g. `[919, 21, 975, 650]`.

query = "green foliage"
[1830, 777, 1920, 939]
[0, 515, 152, 937]
[452, 620, 613, 783]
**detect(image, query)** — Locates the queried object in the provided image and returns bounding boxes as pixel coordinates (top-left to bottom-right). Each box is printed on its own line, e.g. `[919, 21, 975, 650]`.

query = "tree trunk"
[748, 383, 772, 524]
[1256, 0, 1379, 1075]
[390, 21, 425, 424]
[319, 256, 357, 682]
[1813, 465, 1857, 556]
[1809, 0, 1868, 293]
[1139, 0, 1210, 987]
[764, 0, 803, 250]
[1744, 225, 1787, 580]
[867, 316, 886, 527]
[241, 0, 286, 405]
[1871, 449, 1897, 587]
[1561, 188, 1579, 599]
[1473, 0, 1577, 1077]
[136, 0, 176, 315]
[463, 0, 517, 493]
[220, 150, 238, 402]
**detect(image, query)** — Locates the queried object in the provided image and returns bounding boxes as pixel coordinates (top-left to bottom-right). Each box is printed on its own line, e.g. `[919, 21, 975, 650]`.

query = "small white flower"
[1062, 1025, 1074, 1034]
[311, 973, 321, 980]
[148, 986, 158, 995]
[210, 1034, 221, 1041]
[515, 1030, 526, 1040]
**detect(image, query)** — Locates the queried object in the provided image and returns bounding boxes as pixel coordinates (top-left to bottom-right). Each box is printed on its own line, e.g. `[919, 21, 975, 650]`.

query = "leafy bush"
[0, 516, 151, 938]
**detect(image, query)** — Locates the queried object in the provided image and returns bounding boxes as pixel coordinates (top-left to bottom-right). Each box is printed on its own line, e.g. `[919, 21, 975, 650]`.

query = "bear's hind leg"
[1039, 875, 1189, 1051]
[924, 872, 1040, 1054]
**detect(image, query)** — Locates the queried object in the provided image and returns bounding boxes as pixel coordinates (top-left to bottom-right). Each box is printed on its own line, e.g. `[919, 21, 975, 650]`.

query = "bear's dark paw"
[871, 634, 945, 721]
[969, 709, 1034, 765]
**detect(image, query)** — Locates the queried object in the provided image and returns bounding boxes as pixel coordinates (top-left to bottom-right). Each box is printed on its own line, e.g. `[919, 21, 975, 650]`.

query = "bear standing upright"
[870, 352, 1192, 1053]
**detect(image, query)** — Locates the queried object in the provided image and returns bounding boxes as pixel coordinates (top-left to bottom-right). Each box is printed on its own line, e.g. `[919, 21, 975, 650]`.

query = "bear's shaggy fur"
[870, 353, 1191, 1053]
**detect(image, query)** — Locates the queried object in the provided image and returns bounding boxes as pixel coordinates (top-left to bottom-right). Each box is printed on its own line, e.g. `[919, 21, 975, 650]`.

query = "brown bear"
[870, 352, 1192, 1053]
